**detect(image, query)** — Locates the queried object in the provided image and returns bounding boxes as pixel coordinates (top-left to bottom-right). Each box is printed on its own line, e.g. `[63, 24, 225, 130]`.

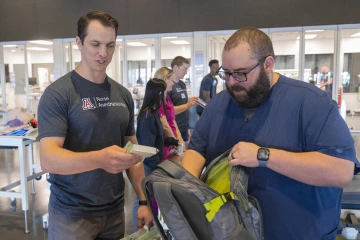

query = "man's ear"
[264, 56, 274, 74]
[75, 36, 83, 50]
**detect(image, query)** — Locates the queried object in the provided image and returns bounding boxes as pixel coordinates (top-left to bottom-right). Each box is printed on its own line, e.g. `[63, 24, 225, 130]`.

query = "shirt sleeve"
[188, 106, 211, 157]
[158, 104, 165, 117]
[38, 87, 69, 140]
[137, 116, 161, 164]
[303, 92, 359, 166]
[202, 76, 212, 92]
[124, 90, 135, 136]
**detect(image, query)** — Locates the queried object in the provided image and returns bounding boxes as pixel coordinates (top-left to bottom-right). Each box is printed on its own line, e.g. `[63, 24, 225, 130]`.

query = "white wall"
[305, 39, 334, 54]
[161, 45, 191, 60]
[127, 46, 155, 61]
[342, 38, 360, 53]
[273, 40, 300, 68]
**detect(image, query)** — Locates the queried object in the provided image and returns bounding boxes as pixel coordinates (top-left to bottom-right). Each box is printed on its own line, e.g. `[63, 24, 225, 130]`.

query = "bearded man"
[181, 27, 358, 240]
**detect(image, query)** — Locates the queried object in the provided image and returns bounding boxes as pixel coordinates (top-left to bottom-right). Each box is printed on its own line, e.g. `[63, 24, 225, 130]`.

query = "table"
[0, 129, 42, 233]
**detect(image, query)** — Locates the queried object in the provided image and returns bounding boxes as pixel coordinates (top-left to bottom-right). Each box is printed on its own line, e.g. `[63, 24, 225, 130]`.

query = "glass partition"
[161, 36, 192, 96]
[2, 43, 27, 111]
[340, 29, 360, 94]
[271, 31, 300, 80]
[26, 40, 54, 118]
[207, 34, 231, 94]
[339, 28, 360, 130]
[125, 38, 155, 115]
[303, 29, 335, 99]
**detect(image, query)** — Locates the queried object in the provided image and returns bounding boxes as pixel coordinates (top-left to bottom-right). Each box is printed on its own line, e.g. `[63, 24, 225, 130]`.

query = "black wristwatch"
[257, 147, 270, 167]
[139, 200, 147, 206]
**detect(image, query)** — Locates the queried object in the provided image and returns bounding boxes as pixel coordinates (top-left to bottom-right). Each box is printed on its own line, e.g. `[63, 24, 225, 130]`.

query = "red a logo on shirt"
[82, 98, 96, 110]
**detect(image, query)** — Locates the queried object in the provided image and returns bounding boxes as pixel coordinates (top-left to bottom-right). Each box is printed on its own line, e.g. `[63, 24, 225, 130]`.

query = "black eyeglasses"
[217, 55, 270, 82]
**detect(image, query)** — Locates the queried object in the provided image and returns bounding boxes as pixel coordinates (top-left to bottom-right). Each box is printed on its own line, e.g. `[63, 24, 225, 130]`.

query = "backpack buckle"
[223, 192, 234, 202]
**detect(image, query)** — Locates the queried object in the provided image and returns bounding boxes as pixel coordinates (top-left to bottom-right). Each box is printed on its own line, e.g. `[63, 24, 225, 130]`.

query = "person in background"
[169, 56, 199, 143]
[38, 10, 152, 239]
[154, 67, 184, 160]
[196, 59, 219, 117]
[182, 27, 358, 240]
[132, 78, 167, 231]
[320, 64, 333, 98]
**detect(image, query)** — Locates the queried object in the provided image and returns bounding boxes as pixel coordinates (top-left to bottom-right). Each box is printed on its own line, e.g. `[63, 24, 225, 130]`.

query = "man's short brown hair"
[224, 27, 275, 60]
[171, 56, 190, 69]
[77, 10, 118, 45]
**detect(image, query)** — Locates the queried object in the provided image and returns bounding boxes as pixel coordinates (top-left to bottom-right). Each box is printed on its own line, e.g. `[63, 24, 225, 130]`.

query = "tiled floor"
[0, 143, 137, 240]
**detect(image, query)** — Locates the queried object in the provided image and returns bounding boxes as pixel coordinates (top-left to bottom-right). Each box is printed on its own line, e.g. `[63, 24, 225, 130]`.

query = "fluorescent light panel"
[127, 42, 146, 46]
[27, 47, 50, 51]
[3, 45, 17, 48]
[170, 40, 190, 45]
[351, 32, 360, 37]
[162, 37, 178, 39]
[296, 34, 318, 40]
[29, 40, 53, 45]
[305, 30, 324, 33]
[116, 39, 122, 42]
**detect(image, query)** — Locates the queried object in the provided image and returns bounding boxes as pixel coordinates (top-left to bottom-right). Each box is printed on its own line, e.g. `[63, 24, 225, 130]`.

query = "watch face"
[258, 148, 270, 161]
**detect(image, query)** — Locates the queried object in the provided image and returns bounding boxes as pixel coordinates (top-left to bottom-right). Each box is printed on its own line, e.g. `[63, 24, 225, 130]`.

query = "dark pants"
[48, 204, 125, 240]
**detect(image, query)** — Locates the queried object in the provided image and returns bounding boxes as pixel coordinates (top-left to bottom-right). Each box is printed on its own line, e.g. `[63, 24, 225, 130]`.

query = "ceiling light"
[351, 32, 360, 37]
[162, 37, 178, 39]
[73, 45, 78, 50]
[305, 30, 324, 33]
[116, 39, 123, 42]
[170, 40, 190, 45]
[296, 34, 318, 40]
[11, 50, 16, 53]
[3, 45, 17, 48]
[29, 40, 53, 45]
[305, 34, 317, 39]
[65, 46, 69, 48]
[127, 42, 146, 46]
[26, 47, 50, 51]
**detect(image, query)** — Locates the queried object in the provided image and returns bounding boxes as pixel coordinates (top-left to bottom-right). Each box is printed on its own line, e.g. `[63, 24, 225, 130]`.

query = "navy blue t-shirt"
[136, 110, 164, 171]
[168, 80, 189, 132]
[196, 73, 218, 114]
[189, 75, 359, 240]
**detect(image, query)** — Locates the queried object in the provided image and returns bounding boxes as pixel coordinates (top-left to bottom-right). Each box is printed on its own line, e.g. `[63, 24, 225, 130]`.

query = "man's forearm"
[174, 104, 189, 115]
[181, 150, 206, 178]
[127, 164, 147, 201]
[40, 145, 101, 174]
[267, 149, 354, 188]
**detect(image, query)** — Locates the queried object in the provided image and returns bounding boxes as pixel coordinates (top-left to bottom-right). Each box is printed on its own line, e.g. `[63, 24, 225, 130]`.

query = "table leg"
[24, 210, 30, 233]
[19, 142, 30, 234]
[27, 143, 36, 195]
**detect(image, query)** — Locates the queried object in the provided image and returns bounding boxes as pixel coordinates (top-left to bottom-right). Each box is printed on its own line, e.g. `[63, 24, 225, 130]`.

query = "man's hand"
[228, 142, 260, 167]
[187, 97, 199, 108]
[137, 205, 153, 230]
[99, 145, 142, 174]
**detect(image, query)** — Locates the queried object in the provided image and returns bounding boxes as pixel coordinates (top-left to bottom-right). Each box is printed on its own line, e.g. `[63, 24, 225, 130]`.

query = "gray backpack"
[141, 149, 264, 240]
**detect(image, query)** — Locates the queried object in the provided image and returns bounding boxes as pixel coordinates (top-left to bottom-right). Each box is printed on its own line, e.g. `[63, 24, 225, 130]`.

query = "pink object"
[158, 95, 177, 160]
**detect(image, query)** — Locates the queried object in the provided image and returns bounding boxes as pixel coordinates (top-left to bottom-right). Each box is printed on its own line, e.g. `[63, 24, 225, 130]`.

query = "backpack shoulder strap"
[156, 160, 189, 179]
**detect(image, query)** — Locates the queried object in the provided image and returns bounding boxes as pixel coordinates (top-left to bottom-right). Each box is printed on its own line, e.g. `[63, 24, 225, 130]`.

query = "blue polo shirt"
[188, 75, 359, 240]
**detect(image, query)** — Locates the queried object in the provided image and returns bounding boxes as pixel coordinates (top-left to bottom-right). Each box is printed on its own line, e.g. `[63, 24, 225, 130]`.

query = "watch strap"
[139, 200, 147, 206]
[258, 160, 267, 168]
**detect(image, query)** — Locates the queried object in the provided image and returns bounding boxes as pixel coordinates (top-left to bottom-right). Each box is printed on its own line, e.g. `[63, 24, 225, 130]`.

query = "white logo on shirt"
[81, 97, 126, 110]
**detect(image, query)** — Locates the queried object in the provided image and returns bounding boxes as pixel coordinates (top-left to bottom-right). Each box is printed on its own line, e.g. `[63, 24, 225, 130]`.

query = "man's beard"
[226, 66, 271, 109]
